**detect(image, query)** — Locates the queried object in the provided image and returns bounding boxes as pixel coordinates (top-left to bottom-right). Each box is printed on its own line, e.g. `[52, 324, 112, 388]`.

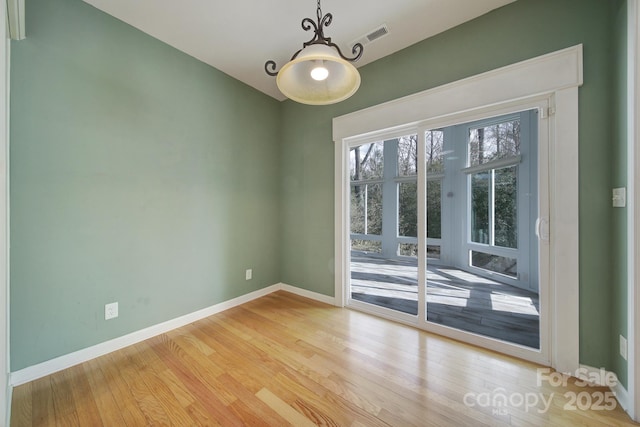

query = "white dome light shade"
[276, 44, 361, 105]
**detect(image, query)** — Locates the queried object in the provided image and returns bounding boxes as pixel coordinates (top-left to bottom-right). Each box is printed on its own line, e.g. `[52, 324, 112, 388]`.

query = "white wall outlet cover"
[620, 334, 628, 360]
[612, 187, 626, 207]
[245, 269, 252, 280]
[105, 302, 119, 320]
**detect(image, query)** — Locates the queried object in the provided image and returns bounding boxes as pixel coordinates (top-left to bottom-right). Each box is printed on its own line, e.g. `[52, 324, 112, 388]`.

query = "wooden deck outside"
[350, 253, 540, 348]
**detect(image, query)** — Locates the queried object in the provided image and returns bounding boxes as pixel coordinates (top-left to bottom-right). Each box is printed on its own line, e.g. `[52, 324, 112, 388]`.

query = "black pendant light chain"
[316, 0, 324, 27]
[303, 0, 332, 48]
[265, 0, 363, 77]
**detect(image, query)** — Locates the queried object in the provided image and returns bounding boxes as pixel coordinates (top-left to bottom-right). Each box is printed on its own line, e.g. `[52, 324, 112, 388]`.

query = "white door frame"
[0, 0, 18, 423]
[334, 45, 582, 373]
[0, 2, 9, 425]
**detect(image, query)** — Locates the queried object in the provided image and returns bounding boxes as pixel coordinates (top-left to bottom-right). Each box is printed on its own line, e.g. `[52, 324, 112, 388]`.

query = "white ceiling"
[81, 0, 516, 101]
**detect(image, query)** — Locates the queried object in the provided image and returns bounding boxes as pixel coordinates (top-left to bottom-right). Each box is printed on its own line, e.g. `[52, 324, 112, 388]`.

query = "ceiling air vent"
[366, 25, 389, 43]
[351, 24, 389, 50]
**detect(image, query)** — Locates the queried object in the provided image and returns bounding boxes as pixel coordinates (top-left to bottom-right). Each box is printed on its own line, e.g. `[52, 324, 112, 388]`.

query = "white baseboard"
[578, 364, 630, 413]
[10, 283, 334, 386]
[613, 381, 631, 413]
[279, 283, 337, 306]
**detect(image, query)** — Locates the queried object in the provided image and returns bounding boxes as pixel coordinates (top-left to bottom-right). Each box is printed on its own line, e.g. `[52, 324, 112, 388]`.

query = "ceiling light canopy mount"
[265, 0, 364, 105]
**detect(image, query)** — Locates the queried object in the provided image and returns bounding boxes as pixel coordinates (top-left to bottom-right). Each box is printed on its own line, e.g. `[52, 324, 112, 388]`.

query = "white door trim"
[1, 2, 9, 425]
[334, 45, 582, 373]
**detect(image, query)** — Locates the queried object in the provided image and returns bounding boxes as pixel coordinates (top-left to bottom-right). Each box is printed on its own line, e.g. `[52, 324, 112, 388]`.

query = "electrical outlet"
[245, 269, 252, 280]
[613, 187, 626, 207]
[620, 335, 628, 360]
[105, 302, 119, 320]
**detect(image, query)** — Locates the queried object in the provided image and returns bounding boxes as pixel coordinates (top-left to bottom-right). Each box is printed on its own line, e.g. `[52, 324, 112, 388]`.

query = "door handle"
[535, 217, 550, 241]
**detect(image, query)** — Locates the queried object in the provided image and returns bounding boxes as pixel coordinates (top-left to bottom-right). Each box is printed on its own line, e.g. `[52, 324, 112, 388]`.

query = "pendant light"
[265, 0, 364, 105]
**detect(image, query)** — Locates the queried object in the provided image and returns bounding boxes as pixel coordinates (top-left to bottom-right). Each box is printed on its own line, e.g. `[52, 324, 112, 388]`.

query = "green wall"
[10, 0, 282, 370]
[612, 0, 629, 388]
[10, 0, 629, 380]
[280, 0, 619, 371]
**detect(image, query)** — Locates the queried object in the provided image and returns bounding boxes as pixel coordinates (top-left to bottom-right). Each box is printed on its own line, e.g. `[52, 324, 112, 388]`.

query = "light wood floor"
[10, 291, 638, 426]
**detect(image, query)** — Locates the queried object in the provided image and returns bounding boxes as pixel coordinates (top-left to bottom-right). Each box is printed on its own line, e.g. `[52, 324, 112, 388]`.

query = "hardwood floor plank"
[255, 387, 318, 427]
[83, 359, 126, 427]
[184, 401, 224, 427]
[175, 330, 216, 356]
[49, 369, 78, 426]
[198, 314, 329, 404]
[156, 368, 196, 409]
[145, 335, 245, 427]
[218, 373, 289, 426]
[110, 345, 173, 425]
[9, 291, 639, 426]
[125, 377, 171, 425]
[272, 369, 387, 427]
[57, 365, 102, 427]
[146, 335, 237, 406]
[95, 350, 153, 426]
[130, 339, 207, 426]
[10, 382, 32, 427]
[30, 377, 56, 427]
[140, 371, 195, 426]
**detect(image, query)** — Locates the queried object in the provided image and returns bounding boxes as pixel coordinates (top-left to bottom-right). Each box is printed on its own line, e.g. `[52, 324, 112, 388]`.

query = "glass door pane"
[425, 111, 540, 349]
[494, 166, 518, 248]
[349, 136, 419, 316]
[426, 180, 442, 260]
[470, 171, 490, 245]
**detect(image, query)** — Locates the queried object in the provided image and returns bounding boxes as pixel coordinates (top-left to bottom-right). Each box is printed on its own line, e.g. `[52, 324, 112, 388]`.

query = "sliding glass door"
[346, 106, 548, 360]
